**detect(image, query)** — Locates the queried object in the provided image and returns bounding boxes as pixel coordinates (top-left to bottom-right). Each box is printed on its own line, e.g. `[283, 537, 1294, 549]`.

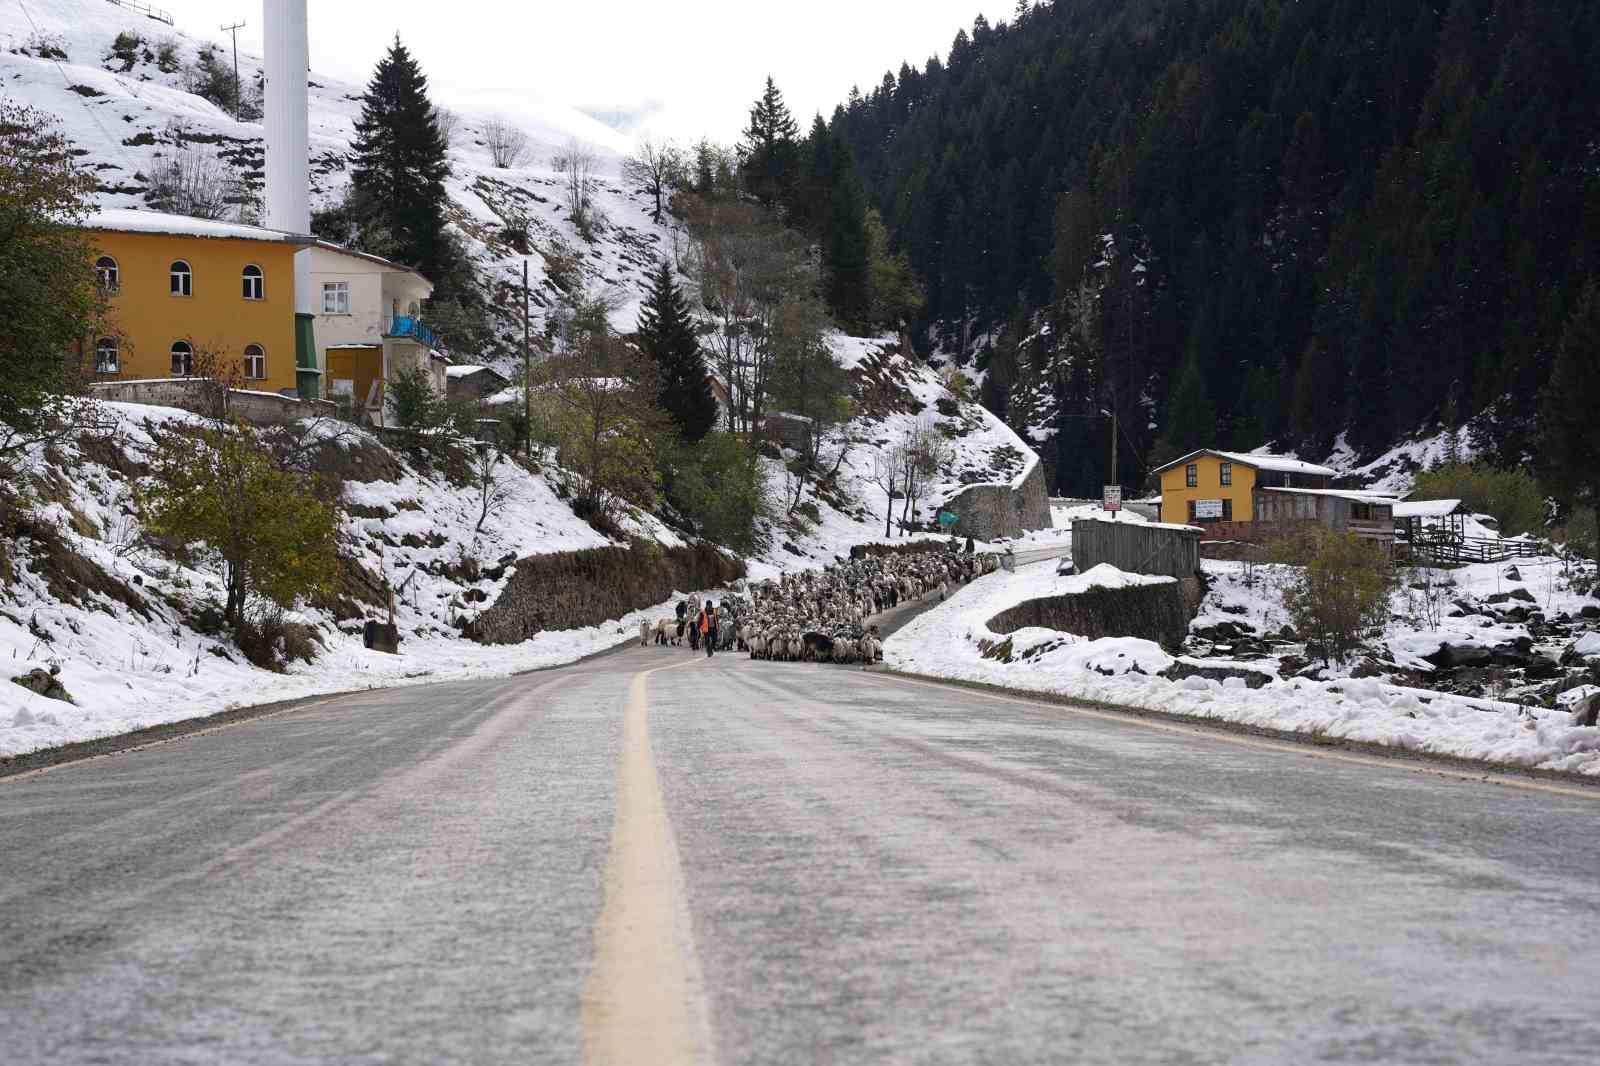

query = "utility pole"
[522, 259, 532, 458]
[220, 20, 245, 118]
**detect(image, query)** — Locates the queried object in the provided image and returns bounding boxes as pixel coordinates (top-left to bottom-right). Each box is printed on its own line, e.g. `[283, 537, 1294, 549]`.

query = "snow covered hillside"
[2, 0, 663, 349]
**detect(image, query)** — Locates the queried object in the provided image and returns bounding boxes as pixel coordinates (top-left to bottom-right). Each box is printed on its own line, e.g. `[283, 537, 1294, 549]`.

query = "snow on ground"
[0, 403, 698, 758]
[885, 559, 1600, 776]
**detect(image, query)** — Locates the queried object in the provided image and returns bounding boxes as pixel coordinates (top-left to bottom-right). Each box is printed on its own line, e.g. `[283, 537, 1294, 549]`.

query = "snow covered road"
[4, 647, 1600, 1063]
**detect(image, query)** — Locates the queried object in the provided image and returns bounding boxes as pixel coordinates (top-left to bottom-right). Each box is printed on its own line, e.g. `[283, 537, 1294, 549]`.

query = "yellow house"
[1155, 449, 1335, 526]
[82, 209, 312, 396]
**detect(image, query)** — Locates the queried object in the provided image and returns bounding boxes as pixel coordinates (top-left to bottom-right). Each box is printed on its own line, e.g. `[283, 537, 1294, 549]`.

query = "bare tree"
[434, 106, 461, 148]
[869, 445, 905, 538]
[899, 416, 951, 531]
[552, 139, 601, 237]
[144, 147, 233, 220]
[622, 138, 684, 221]
[471, 444, 514, 533]
[483, 115, 530, 169]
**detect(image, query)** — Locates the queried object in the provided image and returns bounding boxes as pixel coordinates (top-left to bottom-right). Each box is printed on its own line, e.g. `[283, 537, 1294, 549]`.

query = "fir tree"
[1539, 280, 1600, 550]
[825, 168, 872, 328]
[349, 37, 453, 283]
[1163, 354, 1218, 454]
[638, 260, 717, 442]
[740, 77, 801, 211]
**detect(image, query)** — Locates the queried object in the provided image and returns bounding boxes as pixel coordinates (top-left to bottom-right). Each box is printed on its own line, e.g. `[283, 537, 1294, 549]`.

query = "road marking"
[582, 659, 715, 1066]
[870, 672, 1600, 802]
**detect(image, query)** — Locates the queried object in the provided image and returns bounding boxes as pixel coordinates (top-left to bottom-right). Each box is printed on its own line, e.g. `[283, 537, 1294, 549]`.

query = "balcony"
[385, 315, 439, 349]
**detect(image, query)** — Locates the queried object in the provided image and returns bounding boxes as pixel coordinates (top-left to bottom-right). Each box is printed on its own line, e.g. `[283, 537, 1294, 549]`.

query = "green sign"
[937, 511, 959, 528]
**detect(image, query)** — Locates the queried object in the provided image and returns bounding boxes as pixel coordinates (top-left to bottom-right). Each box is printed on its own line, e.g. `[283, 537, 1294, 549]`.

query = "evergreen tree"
[740, 77, 801, 211]
[1163, 354, 1217, 455]
[349, 37, 453, 283]
[637, 260, 717, 442]
[1539, 280, 1600, 550]
[824, 169, 871, 327]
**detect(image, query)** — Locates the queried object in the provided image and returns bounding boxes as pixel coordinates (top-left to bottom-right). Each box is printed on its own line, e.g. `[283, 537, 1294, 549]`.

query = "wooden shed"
[1071, 519, 1203, 579]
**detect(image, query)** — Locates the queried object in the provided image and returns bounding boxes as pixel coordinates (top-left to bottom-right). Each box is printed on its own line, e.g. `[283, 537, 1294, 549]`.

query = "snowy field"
[884, 559, 1600, 777]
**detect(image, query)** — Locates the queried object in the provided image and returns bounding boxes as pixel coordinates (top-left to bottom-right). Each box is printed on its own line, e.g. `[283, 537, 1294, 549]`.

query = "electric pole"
[220, 20, 245, 118]
[522, 259, 532, 458]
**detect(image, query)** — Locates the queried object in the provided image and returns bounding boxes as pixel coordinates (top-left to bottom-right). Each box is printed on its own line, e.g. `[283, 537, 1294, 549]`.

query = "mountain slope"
[830, 0, 1600, 485]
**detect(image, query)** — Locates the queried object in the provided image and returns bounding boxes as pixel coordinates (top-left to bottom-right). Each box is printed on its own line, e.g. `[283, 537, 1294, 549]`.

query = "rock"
[1351, 657, 1392, 679]
[1571, 692, 1600, 728]
[1423, 642, 1494, 669]
[1161, 661, 1276, 690]
[1277, 625, 1298, 642]
[1277, 654, 1310, 677]
[1525, 655, 1563, 681]
[1583, 606, 1600, 620]
[1505, 566, 1523, 581]
[363, 620, 401, 654]
[1486, 589, 1536, 605]
[10, 667, 73, 705]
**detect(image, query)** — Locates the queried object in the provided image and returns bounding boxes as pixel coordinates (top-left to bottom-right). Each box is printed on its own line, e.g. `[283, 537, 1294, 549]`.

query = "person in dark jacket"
[701, 600, 719, 658]
[676, 598, 689, 644]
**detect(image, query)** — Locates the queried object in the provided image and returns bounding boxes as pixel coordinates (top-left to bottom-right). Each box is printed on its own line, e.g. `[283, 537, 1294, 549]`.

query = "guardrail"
[106, 0, 174, 26]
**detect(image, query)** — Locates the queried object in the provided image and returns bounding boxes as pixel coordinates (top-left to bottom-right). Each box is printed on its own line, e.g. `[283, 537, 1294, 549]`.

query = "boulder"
[1486, 588, 1536, 605]
[363, 620, 401, 654]
[1424, 642, 1494, 669]
[1525, 655, 1564, 681]
[1571, 692, 1600, 728]
[1162, 661, 1276, 690]
[1505, 566, 1523, 581]
[10, 666, 73, 705]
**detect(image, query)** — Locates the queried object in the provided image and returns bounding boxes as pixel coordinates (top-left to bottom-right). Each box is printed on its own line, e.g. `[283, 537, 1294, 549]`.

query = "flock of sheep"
[641, 546, 1000, 666]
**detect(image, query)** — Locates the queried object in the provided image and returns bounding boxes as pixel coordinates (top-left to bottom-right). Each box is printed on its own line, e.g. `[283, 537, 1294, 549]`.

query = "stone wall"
[89, 380, 335, 425]
[940, 459, 1051, 541]
[467, 543, 745, 646]
[987, 576, 1199, 651]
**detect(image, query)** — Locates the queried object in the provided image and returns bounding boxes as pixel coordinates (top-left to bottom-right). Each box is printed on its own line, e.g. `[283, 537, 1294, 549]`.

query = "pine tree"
[740, 77, 801, 211]
[1164, 354, 1218, 454]
[350, 37, 453, 283]
[1539, 280, 1600, 550]
[637, 260, 717, 442]
[825, 169, 871, 328]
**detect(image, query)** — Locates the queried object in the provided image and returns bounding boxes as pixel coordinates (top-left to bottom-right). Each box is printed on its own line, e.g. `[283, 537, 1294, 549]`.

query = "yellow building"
[1155, 449, 1335, 526]
[82, 210, 312, 395]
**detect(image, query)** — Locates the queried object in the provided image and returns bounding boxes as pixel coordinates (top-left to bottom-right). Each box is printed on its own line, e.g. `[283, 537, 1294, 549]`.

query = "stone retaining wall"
[90, 380, 335, 425]
[940, 459, 1051, 541]
[987, 576, 1200, 651]
[467, 543, 745, 646]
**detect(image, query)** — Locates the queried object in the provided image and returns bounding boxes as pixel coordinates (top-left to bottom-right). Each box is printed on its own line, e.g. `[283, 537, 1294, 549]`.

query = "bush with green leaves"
[665, 433, 769, 553]
[1282, 532, 1395, 666]
[386, 363, 445, 431]
[141, 422, 342, 634]
[1412, 462, 1545, 537]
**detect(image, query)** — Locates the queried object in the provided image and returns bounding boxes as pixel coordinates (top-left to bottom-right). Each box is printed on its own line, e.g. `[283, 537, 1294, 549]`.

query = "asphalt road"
[4, 647, 1600, 1065]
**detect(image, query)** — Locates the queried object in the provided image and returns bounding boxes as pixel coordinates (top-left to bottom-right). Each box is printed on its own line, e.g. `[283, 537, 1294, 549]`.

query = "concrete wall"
[89, 379, 335, 425]
[941, 459, 1052, 541]
[986, 577, 1198, 651]
[468, 543, 746, 646]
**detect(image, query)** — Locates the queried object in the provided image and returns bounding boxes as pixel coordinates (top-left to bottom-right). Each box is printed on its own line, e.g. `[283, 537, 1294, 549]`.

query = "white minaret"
[263, 0, 310, 235]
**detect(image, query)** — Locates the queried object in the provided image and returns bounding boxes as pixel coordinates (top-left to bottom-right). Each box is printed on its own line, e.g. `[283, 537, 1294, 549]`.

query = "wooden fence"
[1400, 534, 1543, 565]
[1071, 520, 1201, 579]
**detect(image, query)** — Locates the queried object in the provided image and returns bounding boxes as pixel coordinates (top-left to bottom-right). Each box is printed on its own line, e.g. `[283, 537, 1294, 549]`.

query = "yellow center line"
[581, 657, 715, 1066]
[869, 671, 1600, 802]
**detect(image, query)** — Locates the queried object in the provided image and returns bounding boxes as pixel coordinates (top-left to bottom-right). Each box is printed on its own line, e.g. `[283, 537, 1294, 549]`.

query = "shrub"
[1412, 462, 1545, 536]
[1282, 532, 1394, 666]
[140, 422, 342, 631]
[386, 364, 445, 431]
[664, 433, 769, 553]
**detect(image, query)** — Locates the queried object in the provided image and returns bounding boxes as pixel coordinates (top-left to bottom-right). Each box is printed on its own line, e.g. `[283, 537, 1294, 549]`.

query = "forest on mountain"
[816, 0, 1600, 492]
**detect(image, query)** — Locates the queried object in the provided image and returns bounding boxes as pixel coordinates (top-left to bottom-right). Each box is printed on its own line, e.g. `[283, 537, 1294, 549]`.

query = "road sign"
[1102, 485, 1122, 512]
[938, 510, 959, 528]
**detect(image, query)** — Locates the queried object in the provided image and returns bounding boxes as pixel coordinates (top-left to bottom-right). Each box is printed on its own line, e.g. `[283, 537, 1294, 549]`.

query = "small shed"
[1254, 487, 1398, 545]
[446, 365, 512, 404]
[1071, 518, 1203, 579]
[1394, 498, 1466, 550]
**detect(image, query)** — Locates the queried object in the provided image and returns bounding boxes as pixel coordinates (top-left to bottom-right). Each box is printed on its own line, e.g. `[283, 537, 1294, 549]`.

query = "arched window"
[96, 256, 119, 293]
[95, 337, 120, 374]
[170, 340, 194, 376]
[241, 264, 264, 300]
[169, 260, 192, 296]
[243, 343, 266, 380]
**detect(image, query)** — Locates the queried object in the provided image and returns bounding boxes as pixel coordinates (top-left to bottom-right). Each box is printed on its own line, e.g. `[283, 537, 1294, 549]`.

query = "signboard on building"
[937, 510, 959, 528]
[1194, 499, 1224, 520]
[1102, 485, 1122, 512]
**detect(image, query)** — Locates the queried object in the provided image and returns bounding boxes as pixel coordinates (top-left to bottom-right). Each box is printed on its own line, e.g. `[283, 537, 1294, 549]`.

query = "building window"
[243, 343, 266, 380]
[1220, 462, 1232, 487]
[95, 337, 119, 374]
[170, 260, 192, 296]
[170, 340, 194, 376]
[242, 264, 264, 300]
[1186, 463, 1198, 488]
[96, 256, 119, 293]
[322, 281, 350, 314]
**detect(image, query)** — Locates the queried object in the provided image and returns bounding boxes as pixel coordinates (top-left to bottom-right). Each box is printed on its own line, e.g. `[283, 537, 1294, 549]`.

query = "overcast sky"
[161, 0, 1015, 142]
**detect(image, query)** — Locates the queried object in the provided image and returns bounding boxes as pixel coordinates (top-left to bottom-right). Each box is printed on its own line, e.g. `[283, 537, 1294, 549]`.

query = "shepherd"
[701, 600, 719, 658]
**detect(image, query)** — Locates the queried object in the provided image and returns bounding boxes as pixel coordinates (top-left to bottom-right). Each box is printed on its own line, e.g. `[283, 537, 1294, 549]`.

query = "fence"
[1401, 534, 1543, 565]
[1071, 519, 1201, 579]
[105, 0, 174, 26]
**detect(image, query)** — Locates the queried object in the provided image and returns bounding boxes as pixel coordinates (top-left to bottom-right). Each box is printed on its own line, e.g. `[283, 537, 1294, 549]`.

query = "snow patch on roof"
[84, 208, 307, 243]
